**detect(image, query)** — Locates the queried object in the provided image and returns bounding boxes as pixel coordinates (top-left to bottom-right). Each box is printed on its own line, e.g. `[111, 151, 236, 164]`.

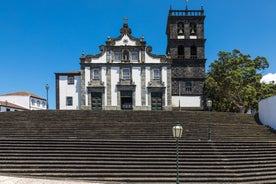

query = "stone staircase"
[0, 110, 276, 183]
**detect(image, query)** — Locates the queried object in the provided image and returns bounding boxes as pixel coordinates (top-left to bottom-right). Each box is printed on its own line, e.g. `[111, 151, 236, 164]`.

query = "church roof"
[55, 71, 81, 75]
[80, 22, 166, 63]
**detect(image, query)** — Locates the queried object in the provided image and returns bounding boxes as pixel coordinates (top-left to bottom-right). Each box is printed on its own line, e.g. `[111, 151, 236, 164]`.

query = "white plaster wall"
[0, 96, 46, 110]
[90, 53, 106, 63]
[29, 97, 47, 110]
[102, 67, 107, 106]
[59, 75, 81, 110]
[145, 52, 161, 63]
[115, 35, 136, 46]
[0, 96, 29, 109]
[145, 67, 151, 106]
[0, 106, 24, 112]
[76, 76, 81, 109]
[84, 67, 90, 106]
[132, 67, 141, 106]
[259, 96, 276, 129]
[111, 67, 119, 106]
[162, 66, 168, 106]
[172, 96, 201, 108]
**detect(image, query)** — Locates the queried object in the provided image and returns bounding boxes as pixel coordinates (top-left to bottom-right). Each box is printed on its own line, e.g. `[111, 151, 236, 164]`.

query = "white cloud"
[261, 73, 276, 84]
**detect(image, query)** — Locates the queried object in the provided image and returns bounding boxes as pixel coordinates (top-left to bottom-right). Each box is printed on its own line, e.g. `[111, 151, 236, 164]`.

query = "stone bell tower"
[166, 5, 206, 110]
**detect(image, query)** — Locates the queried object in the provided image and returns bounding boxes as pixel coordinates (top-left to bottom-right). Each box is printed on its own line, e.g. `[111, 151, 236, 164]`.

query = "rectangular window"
[122, 68, 130, 80]
[153, 69, 160, 80]
[185, 82, 192, 92]
[67, 76, 74, 85]
[93, 69, 100, 80]
[132, 52, 139, 61]
[115, 52, 121, 60]
[66, 97, 73, 106]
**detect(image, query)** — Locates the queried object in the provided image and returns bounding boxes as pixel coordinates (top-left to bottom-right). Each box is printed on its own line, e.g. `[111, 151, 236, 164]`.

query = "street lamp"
[207, 100, 212, 141]
[45, 84, 49, 110]
[172, 123, 183, 184]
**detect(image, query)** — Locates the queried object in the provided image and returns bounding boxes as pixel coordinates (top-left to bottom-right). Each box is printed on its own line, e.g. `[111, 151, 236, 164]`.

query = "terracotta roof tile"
[0, 101, 29, 110]
[0, 92, 45, 100]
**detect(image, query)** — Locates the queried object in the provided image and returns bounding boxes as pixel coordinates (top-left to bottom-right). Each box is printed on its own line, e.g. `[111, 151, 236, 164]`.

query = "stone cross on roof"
[123, 17, 128, 24]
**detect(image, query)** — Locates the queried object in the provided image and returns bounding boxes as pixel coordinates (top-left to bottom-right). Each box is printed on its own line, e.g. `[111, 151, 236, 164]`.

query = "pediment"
[114, 35, 137, 46]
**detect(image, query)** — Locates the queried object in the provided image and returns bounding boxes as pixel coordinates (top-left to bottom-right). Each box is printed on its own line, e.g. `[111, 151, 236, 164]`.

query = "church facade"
[55, 7, 206, 110]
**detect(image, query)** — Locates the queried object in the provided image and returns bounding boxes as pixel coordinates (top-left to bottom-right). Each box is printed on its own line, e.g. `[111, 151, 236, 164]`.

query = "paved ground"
[0, 175, 105, 184]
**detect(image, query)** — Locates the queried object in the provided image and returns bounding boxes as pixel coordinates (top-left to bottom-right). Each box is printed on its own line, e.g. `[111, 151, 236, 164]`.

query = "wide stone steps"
[0, 139, 276, 183]
[1, 110, 276, 183]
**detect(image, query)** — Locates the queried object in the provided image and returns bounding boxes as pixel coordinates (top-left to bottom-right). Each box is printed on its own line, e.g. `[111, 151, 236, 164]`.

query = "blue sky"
[0, 0, 276, 109]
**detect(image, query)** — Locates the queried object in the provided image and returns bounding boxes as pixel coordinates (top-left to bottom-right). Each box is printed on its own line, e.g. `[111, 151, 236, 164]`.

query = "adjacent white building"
[259, 96, 276, 129]
[0, 100, 28, 112]
[0, 92, 47, 111]
[55, 23, 171, 110]
[55, 71, 81, 110]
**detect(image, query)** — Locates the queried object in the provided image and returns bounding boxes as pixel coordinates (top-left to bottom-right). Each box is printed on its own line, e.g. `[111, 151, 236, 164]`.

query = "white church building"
[55, 22, 172, 110]
[55, 7, 207, 111]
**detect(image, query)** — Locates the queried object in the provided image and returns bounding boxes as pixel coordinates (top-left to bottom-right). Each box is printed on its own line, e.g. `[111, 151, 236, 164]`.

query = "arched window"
[177, 22, 184, 36]
[191, 46, 197, 58]
[178, 45, 185, 56]
[123, 50, 129, 61]
[190, 23, 197, 35]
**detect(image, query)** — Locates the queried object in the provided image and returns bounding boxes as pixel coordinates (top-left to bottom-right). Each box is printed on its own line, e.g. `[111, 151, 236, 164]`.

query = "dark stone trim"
[55, 74, 60, 110]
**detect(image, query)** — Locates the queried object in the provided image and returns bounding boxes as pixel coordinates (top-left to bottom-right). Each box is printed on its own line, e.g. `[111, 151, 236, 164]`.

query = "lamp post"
[207, 100, 212, 141]
[172, 123, 183, 184]
[45, 84, 49, 110]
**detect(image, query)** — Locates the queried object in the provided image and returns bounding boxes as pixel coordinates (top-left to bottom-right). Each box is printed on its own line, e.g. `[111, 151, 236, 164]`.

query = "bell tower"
[166, 6, 206, 109]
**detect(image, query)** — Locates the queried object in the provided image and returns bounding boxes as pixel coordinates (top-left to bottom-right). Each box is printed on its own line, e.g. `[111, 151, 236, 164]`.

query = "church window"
[123, 50, 129, 61]
[191, 46, 197, 58]
[190, 23, 197, 35]
[37, 100, 40, 107]
[177, 22, 184, 35]
[93, 69, 100, 80]
[185, 82, 192, 92]
[122, 68, 131, 80]
[31, 99, 35, 105]
[115, 52, 121, 60]
[42, 101, 46, 107]
[67, 76, 74, 85]
[66, 97, 73, 106]
[132, 51, 139, 61]
[153, 69, 160, 80]
[178, 45, 185, 56]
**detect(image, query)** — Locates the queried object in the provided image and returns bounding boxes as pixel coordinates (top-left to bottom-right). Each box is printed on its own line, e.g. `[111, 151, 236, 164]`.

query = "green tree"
[206, 49, 269, 113]
[258, 82, 276, 100]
